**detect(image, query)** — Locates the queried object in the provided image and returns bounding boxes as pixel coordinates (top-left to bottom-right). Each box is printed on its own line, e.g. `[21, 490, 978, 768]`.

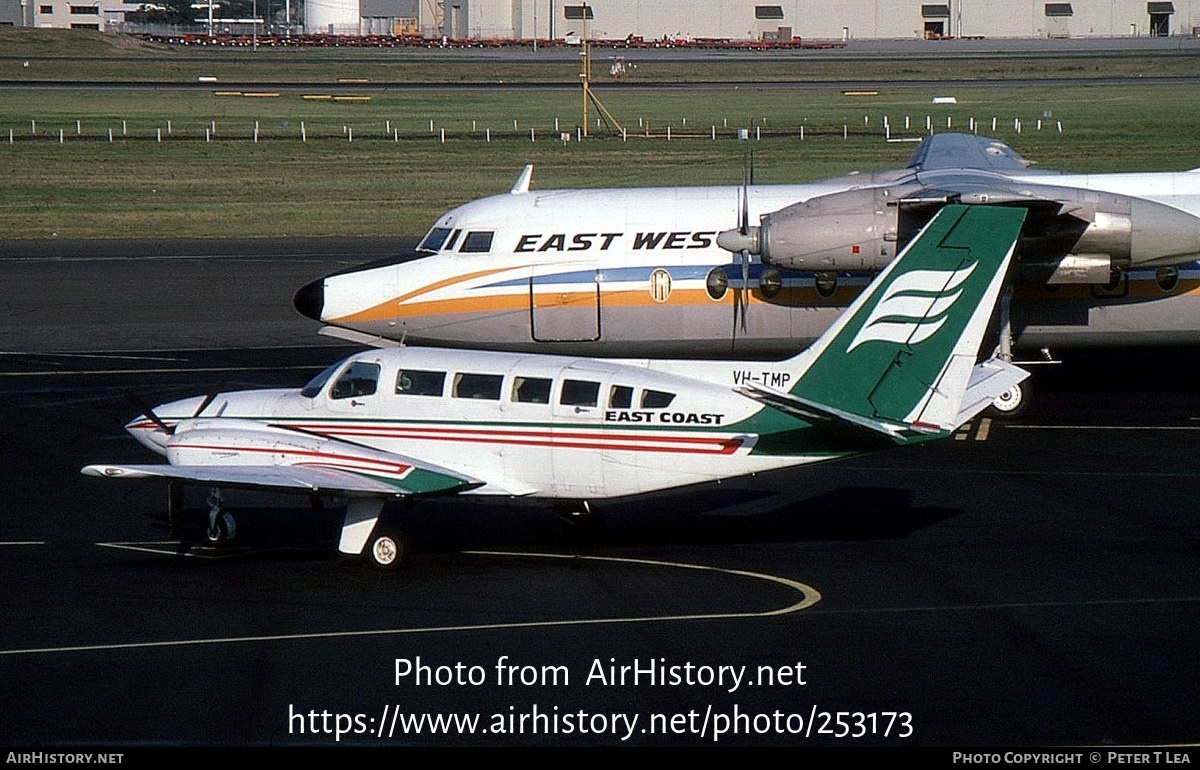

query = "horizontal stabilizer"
[734, 384, 928, 442]
[955, 357, 1029, 425]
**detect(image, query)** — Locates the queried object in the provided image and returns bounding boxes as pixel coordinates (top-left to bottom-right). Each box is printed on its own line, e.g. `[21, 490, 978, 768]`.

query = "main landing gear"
[554, 500, 605, 542]
[205, 488, 237, 546]
[986, 286, 1033, 420]
[987, 380, 1031, 419]
[364, 526, 413, 571]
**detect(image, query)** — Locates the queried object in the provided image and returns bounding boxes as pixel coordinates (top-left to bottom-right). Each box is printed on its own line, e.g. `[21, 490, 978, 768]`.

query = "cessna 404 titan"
[293, 133, 1200, 416]
[86, 205, 1026, 569]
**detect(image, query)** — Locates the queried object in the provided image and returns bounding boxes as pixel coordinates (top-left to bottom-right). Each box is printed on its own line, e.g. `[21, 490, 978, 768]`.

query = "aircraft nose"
[293, 278, 325, 322]
[125, 413, 171, 455]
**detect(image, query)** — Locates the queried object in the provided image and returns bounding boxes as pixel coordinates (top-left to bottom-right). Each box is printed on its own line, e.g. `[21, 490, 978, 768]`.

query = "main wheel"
[987, 381, 1031, 420]
[206, 510, 237, 546]
[365, 527, 411, 571]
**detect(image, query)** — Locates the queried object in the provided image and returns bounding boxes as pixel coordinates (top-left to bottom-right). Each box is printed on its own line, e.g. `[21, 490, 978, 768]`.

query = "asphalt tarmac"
[1, 240, 1199, 749]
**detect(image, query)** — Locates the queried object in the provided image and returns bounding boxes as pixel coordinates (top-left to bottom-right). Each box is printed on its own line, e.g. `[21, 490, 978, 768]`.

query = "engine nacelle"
[723, 178, 1200, 276]
[756, 187, 902, 271]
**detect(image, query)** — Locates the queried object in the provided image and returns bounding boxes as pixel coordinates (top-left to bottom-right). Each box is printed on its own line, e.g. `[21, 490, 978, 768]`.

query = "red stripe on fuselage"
[172, 443, 414, 477]
[283, 422, 746, 455]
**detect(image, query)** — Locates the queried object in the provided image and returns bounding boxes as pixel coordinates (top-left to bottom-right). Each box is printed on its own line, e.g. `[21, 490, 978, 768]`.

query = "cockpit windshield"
[417, 227, 453, 252]
[300, 360, 345, 398]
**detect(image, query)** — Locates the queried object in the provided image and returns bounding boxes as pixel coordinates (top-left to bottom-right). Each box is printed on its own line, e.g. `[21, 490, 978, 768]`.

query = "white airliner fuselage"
[294, 136, 1200, 364]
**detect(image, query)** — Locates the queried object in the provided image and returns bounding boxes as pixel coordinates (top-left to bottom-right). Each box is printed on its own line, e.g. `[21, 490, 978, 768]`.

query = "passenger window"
[560, 379, 600, 407]
[641, 389, 676, 409]
[396, 369, 445, 397]
[460, 231, 494, 253]
[512, 376, 552, 403]
[609, 385, 633, 409]
[453, 372, 503, 400]
[417, 227, 452, 252]
[330, 362, 381, 400]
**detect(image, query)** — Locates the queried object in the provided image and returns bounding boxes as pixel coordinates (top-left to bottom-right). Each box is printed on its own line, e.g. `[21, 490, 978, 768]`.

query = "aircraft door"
[323, 360, 383, 417]
[529, 264, 601, 342]
[551, 374, 607, 496]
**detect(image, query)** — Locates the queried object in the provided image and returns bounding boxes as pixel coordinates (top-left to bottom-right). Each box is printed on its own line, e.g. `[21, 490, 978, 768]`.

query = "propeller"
[735, 189, 750, 332]
[734, 144, 755, 333]
[125, 390, 172, 434]
[125, 384, 225, 436]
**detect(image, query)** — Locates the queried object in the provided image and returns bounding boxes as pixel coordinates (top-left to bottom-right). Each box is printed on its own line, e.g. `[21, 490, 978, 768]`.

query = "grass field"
[2, 29, 1200, 239]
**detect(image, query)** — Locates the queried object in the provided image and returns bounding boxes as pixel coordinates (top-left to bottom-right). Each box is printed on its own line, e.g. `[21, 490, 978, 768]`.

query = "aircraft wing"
[82, 418, 491, 497]
[81, 463, 446, 495]
[906, 133, 1036, 173]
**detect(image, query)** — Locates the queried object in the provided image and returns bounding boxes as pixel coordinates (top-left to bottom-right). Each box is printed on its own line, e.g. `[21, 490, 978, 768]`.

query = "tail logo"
[846, 262, 978, 352]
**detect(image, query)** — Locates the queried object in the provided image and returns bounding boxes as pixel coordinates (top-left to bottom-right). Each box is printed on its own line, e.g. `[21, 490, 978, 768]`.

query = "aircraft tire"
[365, 527, 411, 571]
[987, 381, 1031, 420]
[206, 511, 236, 546]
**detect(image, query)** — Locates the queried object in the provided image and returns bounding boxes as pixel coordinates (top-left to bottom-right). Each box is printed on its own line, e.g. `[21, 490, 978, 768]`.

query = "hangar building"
[302, 0, 1197, 41]
[0, 0, 1194, 39]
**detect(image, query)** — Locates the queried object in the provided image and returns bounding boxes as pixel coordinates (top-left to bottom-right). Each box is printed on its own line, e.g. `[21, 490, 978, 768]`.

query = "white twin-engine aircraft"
[86, 205, 1028, 569]
[294, 133, 1200, 416]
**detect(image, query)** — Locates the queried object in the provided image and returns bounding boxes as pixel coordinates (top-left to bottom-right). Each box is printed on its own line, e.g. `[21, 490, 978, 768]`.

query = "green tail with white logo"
[743, 204, 1029, 439]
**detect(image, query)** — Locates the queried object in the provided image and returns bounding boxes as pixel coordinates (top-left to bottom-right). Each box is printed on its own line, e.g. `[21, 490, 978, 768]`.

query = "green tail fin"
[787, 204, 1027, 429]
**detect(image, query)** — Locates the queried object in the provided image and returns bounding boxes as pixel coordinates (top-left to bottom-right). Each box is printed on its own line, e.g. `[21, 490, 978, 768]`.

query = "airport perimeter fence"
[0, 113, 1065, 147]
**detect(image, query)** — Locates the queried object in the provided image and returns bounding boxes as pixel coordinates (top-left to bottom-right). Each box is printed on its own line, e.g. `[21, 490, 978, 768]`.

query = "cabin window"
[641, 389, 676, 409]
[330, 362, 380, 399]
[609, 385, 633, 409]
[396, 369, 445, 396]
[754, 5, 784, 19]
[453, 372, 503, 400]
[512, 376, 552, 403]
[417, 227, 452, 252]
[460, 231, 494, 253]
[560, 379, 600, 407]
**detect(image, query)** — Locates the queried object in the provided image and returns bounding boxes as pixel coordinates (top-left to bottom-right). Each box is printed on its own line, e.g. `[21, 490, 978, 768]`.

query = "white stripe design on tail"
[846, 262, 978, 352]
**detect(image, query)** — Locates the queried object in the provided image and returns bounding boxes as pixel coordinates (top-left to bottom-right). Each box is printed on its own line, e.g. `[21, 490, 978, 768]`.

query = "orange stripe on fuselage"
[333, 272, 1200, 325]
[331, 283, 858, 324]
[334, 266, 531, 323]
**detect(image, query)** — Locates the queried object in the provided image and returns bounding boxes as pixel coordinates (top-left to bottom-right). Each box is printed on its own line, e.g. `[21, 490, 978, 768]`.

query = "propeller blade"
[192, 386, 224, 419]
[739, 249, 750, 332]
[740, 144, 751, 235]
[125, 390, 172, 434]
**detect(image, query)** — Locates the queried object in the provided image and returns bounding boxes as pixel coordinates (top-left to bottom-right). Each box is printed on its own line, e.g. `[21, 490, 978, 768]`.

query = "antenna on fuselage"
[510, 164, 534, 195]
